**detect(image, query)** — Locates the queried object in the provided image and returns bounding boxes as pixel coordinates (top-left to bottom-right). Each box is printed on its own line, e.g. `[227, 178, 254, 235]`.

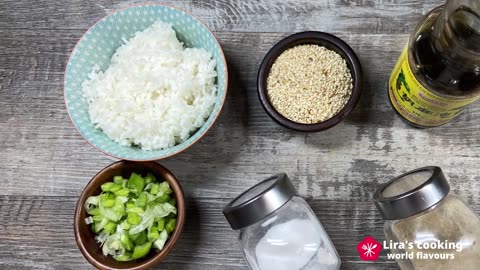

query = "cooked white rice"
[82, 21, 217, 151]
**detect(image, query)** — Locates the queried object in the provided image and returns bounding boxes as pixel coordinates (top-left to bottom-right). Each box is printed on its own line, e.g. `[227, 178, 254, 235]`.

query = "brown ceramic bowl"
[257, 31, 362, 132]
[74, 161, 185, 270]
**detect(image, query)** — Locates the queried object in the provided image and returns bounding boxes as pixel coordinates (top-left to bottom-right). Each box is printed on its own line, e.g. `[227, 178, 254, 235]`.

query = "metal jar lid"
[374, 166, 450, 220]
[223, 173, 296, 230]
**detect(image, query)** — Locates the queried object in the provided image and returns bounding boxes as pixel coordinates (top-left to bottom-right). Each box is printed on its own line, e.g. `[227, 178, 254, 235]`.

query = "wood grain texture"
[1, 196, 477, 269]
[1, 30, 479, 202]
[0, 195, 428, 270]
[0, 0, 441, 33]
[1, 0, 479, 269]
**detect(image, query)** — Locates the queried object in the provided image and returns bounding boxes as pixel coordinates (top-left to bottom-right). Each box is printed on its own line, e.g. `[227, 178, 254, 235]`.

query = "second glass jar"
[223, 174, 340, 270]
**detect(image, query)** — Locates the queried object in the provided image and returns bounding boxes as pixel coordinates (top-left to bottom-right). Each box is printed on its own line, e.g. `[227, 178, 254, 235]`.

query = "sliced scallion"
[84, 172, 177, 261]
[85, 216, 94, 225]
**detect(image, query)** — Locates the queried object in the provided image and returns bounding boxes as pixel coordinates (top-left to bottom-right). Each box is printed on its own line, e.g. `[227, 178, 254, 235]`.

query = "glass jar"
[388, 0, 480, 127]
[223, 174, 340, 270]
[374, 166, 480, 270]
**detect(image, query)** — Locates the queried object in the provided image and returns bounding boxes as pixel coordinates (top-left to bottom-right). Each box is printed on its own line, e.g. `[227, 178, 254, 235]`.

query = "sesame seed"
[266, 44, 353, 124]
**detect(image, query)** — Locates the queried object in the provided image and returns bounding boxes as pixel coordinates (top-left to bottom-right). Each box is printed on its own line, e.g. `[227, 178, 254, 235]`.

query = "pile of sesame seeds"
[266, 44, 353, 124]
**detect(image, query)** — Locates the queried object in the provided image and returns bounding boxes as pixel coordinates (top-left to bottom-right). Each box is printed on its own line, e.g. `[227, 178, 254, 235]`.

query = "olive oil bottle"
[389, 0, 480, 127]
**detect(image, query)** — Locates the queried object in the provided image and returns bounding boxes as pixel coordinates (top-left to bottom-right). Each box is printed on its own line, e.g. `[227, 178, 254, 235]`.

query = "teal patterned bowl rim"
[64, 4, 228, 161]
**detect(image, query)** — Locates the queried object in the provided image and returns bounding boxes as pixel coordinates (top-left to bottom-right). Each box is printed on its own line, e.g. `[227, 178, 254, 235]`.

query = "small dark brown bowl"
[74, 161, 185, 270]
[257, 31, 362, 132]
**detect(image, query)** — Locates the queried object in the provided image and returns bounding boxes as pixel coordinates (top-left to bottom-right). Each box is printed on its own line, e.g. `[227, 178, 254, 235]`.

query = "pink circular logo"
[357, 236, 382, 261]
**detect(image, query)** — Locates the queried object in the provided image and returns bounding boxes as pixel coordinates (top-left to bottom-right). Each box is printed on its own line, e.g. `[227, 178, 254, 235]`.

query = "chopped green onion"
[120, 234, 133, 251]
[127, 173, 145, 194]
[157, 218, 165, 231]
[113, 176, 124, 185]
[85, 172, 177, 261]
[155, 194, 170, 203]
[114, 189, 130, 197]
[101, 182, 115, 192]
[126, 207, 144, 215]
[144, 183, 153, 191]
[129, 231, 142, 242]
[84, 195, 99, 211]
[137, 192, 148, 208]
[120, 220, 131, 230]
[132, 231, 147, 246]
[132, 242, 152, 259]
[153, 230, 168, 250]
[147, 226, 160, 242]
[145, 173, 156, 184]
[92, 218, 109, 233]
[104, 222, 117, 234]
[109, 184, 123, 193]
[128, 202, 176, 235]
[150, 183, 159, 195]
[114, 253, 133, 262]
[87, 207, 100, 216]
[99, 199, 122, 222]
[85, 216, 94, 225]
[95, 232, 108, 245]
[127, 212, 141, 225]
[158, 182, 172, 195]
[168, 197, 176, 206]
[103, 199, 116, 208]
[166, 219, 176, 234]
[126, 201, 135, 209]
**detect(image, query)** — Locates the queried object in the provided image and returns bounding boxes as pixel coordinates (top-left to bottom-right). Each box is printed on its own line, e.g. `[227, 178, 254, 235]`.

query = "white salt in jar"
[223, 174, 340, 270]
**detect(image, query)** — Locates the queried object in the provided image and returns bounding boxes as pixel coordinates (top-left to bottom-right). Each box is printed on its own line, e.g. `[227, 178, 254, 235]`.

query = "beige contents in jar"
[266, 45, 353, 124]
[389, 196, 480, 270]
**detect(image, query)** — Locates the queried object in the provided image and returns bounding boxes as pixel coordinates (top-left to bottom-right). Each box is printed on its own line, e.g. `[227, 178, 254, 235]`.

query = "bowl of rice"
[64, 4, 228, 161]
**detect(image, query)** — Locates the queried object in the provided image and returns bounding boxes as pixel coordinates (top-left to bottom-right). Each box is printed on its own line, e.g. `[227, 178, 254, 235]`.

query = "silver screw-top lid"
[374, 166, 450, 220]
[223, 173, 296, 230]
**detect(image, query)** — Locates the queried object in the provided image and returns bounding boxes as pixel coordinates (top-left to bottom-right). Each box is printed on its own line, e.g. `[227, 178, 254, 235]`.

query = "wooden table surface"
[1, 0, 479, 269]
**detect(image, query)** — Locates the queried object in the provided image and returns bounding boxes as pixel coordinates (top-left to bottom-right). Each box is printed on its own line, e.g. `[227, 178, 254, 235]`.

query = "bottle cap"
[223, 173, 296, 230]
[374, 166, 450, 220]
